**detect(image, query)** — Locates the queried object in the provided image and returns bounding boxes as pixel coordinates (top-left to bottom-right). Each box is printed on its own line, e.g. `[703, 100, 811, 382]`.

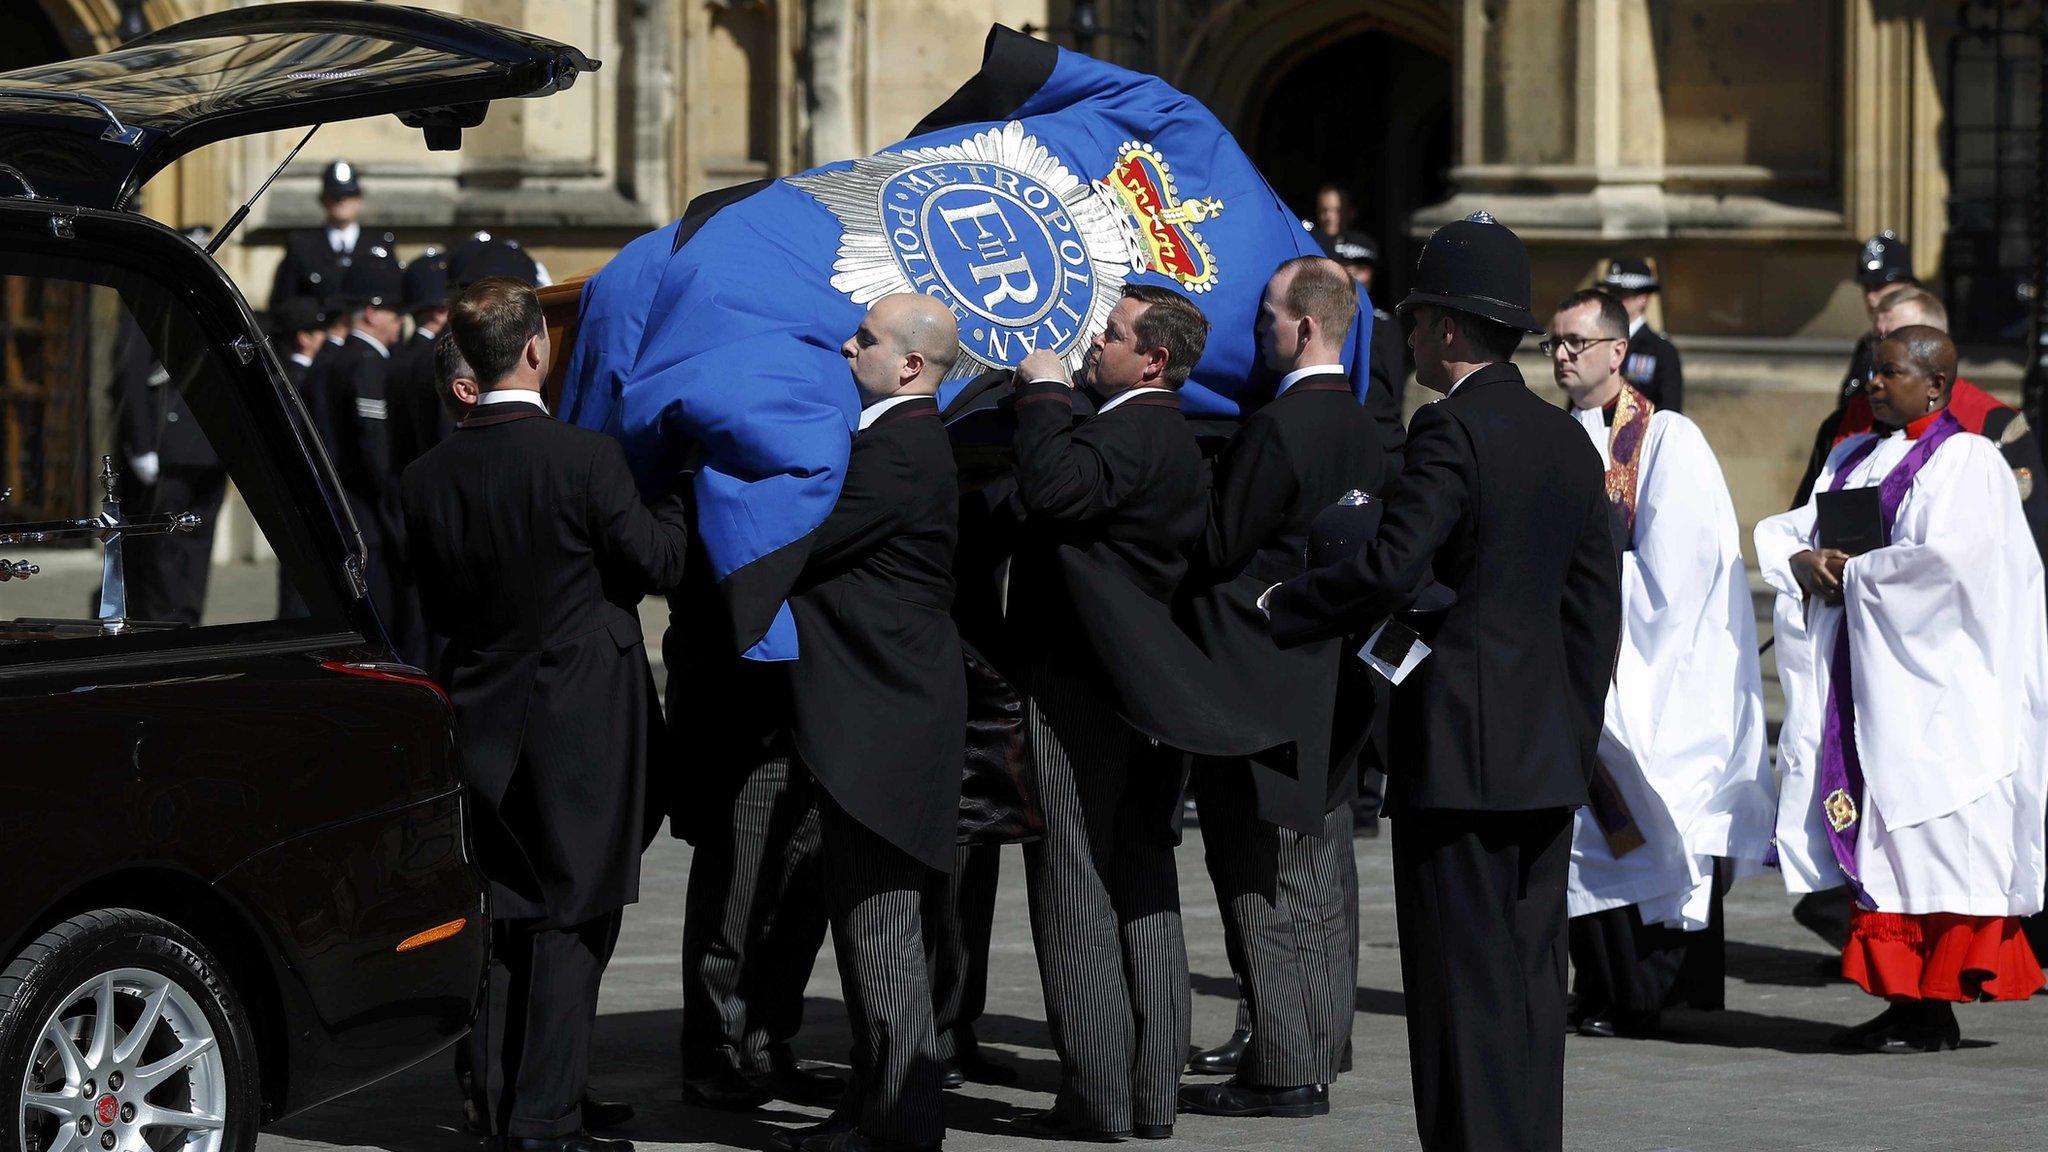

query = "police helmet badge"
[793, 122, 1224, 381]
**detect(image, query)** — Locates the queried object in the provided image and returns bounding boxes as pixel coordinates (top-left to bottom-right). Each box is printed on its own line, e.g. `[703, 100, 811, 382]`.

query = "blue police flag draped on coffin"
[559, 25, 1375, 662]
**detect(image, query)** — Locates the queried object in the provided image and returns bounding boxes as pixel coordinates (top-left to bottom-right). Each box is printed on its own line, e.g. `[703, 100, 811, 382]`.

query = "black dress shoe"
[1177, 1081, 1329, 1119]
[503, 1132, 633, 1152]
[1011, 1108, 1130, 1142]
[941, 1063, 966, 1090]
[681, 1065, 772, 1112]
[1829, 1004, 1905, 1050]
[767, 1047, 849, 1106]
[1575, 1014, 1618, 1039]
[469, 1094, 634, 1136]
[580, 1095, 634, 1131]
[943, 1051, 1019, 1088]
[1132, 1123, 1172, 1140]
[1867, 1002, 1961, 1054]
[1187, 1028, 1250, 1075]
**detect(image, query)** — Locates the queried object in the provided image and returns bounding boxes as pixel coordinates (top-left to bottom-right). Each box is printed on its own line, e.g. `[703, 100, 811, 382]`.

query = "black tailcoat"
[1621, 325, 1684, 413]
[1007, 383, 1285, 759]
[1268, 363, 1621, 813]
[1181, 375, 1386, 834]
[401, 403, 689, 925]
[787, 396, 966, 872]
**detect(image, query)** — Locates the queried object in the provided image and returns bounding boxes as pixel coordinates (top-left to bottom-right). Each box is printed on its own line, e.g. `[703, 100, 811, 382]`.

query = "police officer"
[1266, 212, 1622, 1152]
[1787, 231, 1920, 509]
[110, 312, 226, 626]
[449, 230, 551, 289]
[392, 247, 453, 475]
[1597, 256, 1683, 412]
[271, 297, 330, 391]
[1844, 230, 1917, 398]
[320, 245, 409, 637]
[268, 160, 395, 319]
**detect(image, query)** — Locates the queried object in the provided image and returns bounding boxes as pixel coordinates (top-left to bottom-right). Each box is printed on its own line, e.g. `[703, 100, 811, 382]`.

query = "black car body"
[0, 6, 596, 1147]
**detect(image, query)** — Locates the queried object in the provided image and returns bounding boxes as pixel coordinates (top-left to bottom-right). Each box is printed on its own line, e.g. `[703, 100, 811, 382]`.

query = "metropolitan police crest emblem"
[792, 121, 1225, 379]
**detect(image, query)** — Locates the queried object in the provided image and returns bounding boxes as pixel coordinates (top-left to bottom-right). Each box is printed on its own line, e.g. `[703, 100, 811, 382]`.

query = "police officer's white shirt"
[1278, 363, 1344, 396]
[1445, 365, 1487, 397]
[1628, 315, 1647, 338]
[327, 223, 360, 255]
[349, 329, 390, 359]
[289, 352, 314, 369]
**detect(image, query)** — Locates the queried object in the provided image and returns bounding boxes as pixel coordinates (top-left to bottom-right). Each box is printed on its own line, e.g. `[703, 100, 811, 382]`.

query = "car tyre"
[0, 908, 258, 1152]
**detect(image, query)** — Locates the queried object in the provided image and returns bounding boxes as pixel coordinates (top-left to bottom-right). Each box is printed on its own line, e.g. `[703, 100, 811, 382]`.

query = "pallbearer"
[1757, 326, 2048, 1052]
[1545, 289, 1777, 1038]
[771, 294, 966, 1152]
[1180, 256, 1385, 1117]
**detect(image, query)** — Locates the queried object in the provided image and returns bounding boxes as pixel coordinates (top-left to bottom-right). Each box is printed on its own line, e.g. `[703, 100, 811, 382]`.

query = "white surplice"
[1756, 427, 2048, 916]
[1566, 407, 1778, 930]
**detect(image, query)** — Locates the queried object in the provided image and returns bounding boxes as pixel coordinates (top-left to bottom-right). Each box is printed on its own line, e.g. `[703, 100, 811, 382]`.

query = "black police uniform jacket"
[1007, 381, 1285, 758]
[401, 402, 689, 925]
[1181, 373, 1386, 834]
[113, 315, 220, 472]
[1268, 364, 1622, 812]
[267, 225, 393, 314]
[1622, 324, 1683, 412]
[389, 327, 452, 478]
[319, 332, 403, 561]
[786, 396, 966, 872]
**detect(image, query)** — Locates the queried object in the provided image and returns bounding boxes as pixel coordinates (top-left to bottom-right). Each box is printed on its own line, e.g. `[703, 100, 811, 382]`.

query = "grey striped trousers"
[1022, 670, 1190, 1131]
[923, 844, 1000, 1063]
[818, 796, 947, 1146]
[679, 753, 829, 1079]
[1195, 762, 1356, 1086]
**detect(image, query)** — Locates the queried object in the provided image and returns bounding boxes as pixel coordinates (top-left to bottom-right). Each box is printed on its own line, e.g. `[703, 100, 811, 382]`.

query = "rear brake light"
[396, 918, 469, 953]
[321, 660, 451, 707]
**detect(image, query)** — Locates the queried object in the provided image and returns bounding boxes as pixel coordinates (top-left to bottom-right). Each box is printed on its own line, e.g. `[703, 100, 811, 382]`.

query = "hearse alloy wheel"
[0, 910, 257, 1152]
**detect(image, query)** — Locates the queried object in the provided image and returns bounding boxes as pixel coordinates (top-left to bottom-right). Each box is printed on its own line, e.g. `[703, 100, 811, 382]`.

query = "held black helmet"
[1396, 211, 1542, 333]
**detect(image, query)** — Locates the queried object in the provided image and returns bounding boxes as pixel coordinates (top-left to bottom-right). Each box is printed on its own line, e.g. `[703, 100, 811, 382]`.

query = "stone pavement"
[259, 827, 2048, 1152]
[8, 558, 2043, 1150]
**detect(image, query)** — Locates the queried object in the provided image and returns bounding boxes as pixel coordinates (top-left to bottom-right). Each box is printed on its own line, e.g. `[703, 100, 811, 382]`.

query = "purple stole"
[1816, 409, 1963, 906]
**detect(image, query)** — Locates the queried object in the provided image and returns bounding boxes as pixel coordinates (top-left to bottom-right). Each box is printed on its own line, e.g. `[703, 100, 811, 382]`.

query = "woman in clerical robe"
[1757, 326, 2048, 1052]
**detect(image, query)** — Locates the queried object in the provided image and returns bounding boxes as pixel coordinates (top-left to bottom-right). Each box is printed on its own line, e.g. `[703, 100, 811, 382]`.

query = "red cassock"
[1843, 908, 2044, 1002]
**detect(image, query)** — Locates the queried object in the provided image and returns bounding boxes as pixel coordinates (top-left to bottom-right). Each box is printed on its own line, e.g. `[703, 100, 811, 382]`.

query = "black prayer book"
[1816, 487, 1885, 555]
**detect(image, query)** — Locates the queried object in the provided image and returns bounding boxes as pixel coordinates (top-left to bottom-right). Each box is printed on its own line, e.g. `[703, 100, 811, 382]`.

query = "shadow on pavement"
[1724, 940, 1846, 988]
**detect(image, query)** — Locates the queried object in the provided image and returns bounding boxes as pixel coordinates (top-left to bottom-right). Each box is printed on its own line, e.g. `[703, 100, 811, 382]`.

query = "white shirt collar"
[857, 393, 927, 431]
[328, 222, 360, 253]
[1278, 364, 1345, 396]
[478, 388, 549, 414]
[1445, 366, 1488, 396]
[349, 328, 389, 358]
[1096, 386, 1174, 415]
[1628, 315, 1647, 337]
[289, 352, 314, 368]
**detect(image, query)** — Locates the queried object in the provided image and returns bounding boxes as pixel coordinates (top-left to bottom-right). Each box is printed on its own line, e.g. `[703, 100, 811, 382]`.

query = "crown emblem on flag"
[1104, 142, 1223, 294]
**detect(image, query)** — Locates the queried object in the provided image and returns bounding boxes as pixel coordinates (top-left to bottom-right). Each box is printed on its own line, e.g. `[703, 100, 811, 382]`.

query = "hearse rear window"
[0, 253, 348, 660]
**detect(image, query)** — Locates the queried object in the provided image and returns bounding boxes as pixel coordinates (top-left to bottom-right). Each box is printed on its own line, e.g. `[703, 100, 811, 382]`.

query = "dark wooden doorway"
[1251, 30, 1454, 310]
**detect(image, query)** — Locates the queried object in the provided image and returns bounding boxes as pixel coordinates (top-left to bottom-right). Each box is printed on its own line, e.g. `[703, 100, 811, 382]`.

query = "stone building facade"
[12, 0, 2044, 539]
